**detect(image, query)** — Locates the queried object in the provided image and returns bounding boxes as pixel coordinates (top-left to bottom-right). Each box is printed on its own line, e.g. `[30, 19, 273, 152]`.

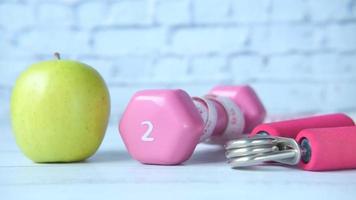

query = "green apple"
[11, 53, 110, 163]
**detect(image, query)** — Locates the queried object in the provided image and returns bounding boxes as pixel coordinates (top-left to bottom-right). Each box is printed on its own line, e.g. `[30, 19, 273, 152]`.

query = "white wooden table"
[2, 121, 356, 200]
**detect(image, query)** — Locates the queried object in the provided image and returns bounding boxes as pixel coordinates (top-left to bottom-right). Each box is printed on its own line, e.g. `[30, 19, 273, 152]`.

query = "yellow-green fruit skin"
[11, 60, 110, 163]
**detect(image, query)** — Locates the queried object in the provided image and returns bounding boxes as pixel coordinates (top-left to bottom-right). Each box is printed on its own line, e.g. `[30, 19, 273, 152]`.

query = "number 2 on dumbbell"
[141, 121, 154, 142]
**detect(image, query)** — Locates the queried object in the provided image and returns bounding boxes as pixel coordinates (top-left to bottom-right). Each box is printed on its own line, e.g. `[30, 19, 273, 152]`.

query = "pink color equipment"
[250, 113, 355, 138]
[226, 125, 356, 171]
[296, 126, 356, 171]
[119, 85, 266, 165]
[227, 113, 356, 171]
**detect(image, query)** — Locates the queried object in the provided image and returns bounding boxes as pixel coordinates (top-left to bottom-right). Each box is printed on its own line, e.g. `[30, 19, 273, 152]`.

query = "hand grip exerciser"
[119, 85, 266, 165]
[226, 126, 356, 171]
[225, 114, 356, 171]
[250, 113, 355, 138]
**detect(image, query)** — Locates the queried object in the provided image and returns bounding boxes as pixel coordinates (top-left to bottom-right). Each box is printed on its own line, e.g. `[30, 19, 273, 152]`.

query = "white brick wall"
[156, 0, 190, 25]
[1, 0, 356, 125]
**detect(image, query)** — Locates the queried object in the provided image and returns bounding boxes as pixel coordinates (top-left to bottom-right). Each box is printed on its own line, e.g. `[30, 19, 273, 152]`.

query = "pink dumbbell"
[119, 85, 266, 165]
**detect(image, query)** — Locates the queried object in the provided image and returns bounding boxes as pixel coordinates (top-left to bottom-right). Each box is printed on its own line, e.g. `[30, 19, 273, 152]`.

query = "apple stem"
[54, 52, 61, 60]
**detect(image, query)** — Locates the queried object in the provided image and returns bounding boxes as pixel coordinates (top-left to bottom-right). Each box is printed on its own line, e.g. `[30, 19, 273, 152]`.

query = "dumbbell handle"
[193, 96, 245, 142]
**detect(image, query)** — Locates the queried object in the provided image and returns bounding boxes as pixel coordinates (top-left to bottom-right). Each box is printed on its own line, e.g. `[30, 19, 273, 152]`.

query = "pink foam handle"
[296, 126, 356, 171]
[250, 113, 355, 138]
